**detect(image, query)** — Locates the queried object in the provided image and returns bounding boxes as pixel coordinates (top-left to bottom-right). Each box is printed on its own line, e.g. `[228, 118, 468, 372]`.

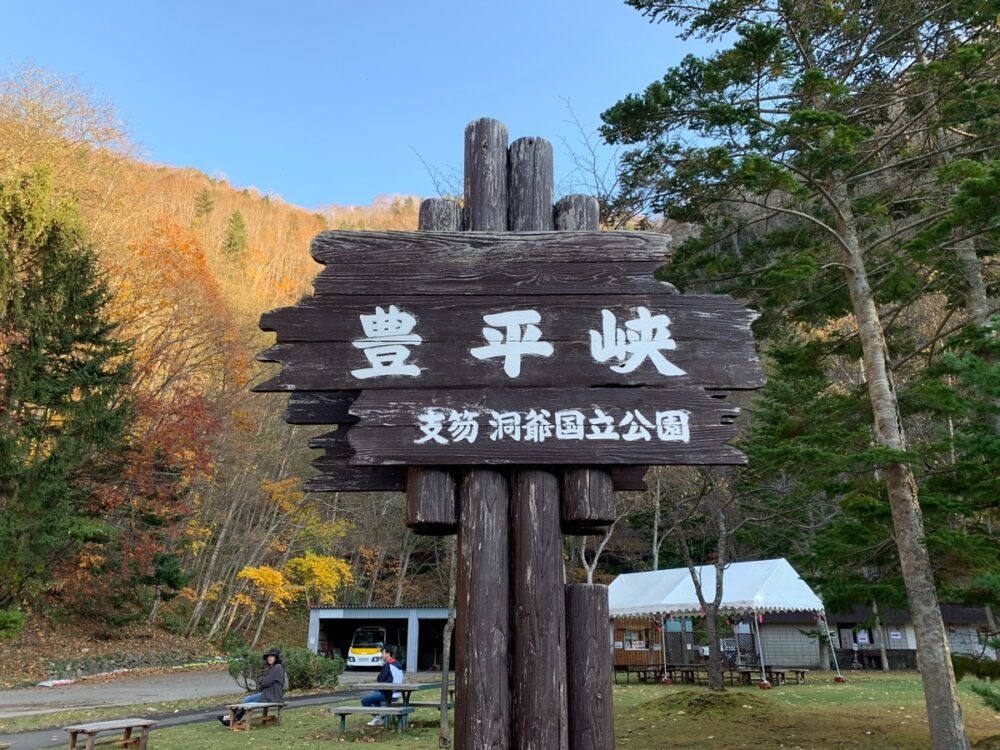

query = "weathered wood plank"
[511, 469, 568, 750]
[406, 466, 457, 534]
[311, 261, 666, 296]
[309, 230, 669, 265]
[455, 468, 511, 749]
[307, 425, 353, 454]
[562, 468, 615, 532]
[346, 387, 744, 465]
[306, 461, 646, 493]
[261, 294, 753, 343]
[285, 391, 359, 424]
[257, 338, 763, 391]
[304, 467, 407, 493]
[566, 584, 615, 750]
[250, 375, 286, 392]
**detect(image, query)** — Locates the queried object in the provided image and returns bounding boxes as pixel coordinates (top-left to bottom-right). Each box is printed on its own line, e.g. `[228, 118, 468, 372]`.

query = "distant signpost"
[257, 119, 764, 750]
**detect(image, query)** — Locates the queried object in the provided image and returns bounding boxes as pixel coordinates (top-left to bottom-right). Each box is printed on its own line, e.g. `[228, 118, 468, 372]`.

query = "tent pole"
[659, 615, 667, 679]
[752, 610, 767, 683]
[733, 621, 742, 668]
[822, 612, 844, 680]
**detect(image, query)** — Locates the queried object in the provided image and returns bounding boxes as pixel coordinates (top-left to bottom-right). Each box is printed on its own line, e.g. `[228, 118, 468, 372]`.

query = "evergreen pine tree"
[0, 169, 134, 606]
[221, 210, 247, 256]
[192, 187, 214, 224]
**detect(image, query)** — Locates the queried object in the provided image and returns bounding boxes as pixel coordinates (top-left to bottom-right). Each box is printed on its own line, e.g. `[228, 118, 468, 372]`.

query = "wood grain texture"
[310, 261, 667, 296]
[511, 468, 569, 750]
[261, 293, 754, 343]
[555, 195, 622, 538]
[408, 198, 463, 535]
[508, 138, 554, 232]
[562, 468, 615, 533]
[284, 391, 359, 424]
[418, 198, 461, 232]
[406, 467, 457, 535]
[303, 467, 406, 492]
[306, 463, 646, 493]
[554, 195, 600, 232]
[258, 339, 763, 392]
[455, 469, 511, 749]
[308, 229, 670, 265]
[565, 584, 615, 750]
[346, 387, 743, 465]
[464, 118, 508, 232]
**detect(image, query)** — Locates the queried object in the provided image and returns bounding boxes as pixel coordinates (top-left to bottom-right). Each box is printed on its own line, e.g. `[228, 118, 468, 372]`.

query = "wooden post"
[508, 138, 554, 231]
[556, 194, 617, 749]
[456, 468, 511, 749]
[464, 118, 508, 232]
[555, 195, 616, 533]
[566, 584, 615, 750]
[455, 118, 511, 749]
[512, 469, 568, 750]
[562, 467, 615, 534]
[405, 198, 462, 535]
[508, 134, 568, 750]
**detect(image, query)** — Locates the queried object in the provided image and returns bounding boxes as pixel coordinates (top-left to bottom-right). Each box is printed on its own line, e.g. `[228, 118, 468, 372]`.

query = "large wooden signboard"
[258, 230, 763, 477]
[257, 118, 765, 750]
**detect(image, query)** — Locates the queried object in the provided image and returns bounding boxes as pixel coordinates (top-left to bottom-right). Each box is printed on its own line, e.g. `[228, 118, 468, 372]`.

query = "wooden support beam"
[455, 468, 511, 749]
[405, 197, 462, 535]
[566, 584, 615, 750]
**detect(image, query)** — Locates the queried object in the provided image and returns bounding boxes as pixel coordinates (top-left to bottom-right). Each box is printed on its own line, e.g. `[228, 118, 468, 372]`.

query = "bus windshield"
[352, 628, 385, 648]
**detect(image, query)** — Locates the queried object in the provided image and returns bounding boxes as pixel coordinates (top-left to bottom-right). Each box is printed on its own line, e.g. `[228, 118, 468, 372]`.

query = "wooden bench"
[64, 718, 156, 749]
[407, 700, 455, 709]
[224, 701, 285, 732]
[789, 668, 809, 684]
[328, 706, 414, 734]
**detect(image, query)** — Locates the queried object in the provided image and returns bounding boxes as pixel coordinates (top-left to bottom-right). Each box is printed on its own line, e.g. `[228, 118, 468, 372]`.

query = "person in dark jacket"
[360, 647, 403, 726]
[218, 647, 286, 726]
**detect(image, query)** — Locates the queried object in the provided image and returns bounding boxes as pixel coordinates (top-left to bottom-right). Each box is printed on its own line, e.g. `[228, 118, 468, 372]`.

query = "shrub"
[227, 644, 344, 692]
[0, 608, 25, 639]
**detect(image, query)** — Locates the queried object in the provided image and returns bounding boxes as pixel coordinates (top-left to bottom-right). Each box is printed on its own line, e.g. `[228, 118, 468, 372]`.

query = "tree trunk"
[703, 610, 724, 690]
[835, 187, 969, 750]
[872, 601, 890, 672]
[439, 537, 457, 747]
[394, 533, 413, 607]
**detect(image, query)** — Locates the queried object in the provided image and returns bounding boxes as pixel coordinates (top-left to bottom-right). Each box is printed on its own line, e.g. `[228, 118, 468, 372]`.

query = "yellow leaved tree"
[285, 552, 353, 608]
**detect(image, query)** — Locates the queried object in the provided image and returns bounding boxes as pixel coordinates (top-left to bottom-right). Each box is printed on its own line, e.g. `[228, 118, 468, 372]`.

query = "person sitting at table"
[361, 647, 403, 727]
[218, 647, 286, 726]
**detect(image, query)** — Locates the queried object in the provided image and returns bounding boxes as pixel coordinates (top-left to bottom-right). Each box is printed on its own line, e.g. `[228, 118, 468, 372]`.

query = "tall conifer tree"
[0, 169, 134, 606]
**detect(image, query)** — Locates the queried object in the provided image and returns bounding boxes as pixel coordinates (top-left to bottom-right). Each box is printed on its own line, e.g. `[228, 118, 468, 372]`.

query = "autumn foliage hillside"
[0, 69, 425, 677]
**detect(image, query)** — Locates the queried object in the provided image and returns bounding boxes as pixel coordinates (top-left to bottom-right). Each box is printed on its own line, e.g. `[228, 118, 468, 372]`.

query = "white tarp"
[608, 558, 824, 618]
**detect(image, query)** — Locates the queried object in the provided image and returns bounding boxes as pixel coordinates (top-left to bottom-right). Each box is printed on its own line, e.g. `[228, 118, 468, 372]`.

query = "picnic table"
[64, 718, 155, 749]
[333, 681, 451, 733]
[351, 681, 445, 707]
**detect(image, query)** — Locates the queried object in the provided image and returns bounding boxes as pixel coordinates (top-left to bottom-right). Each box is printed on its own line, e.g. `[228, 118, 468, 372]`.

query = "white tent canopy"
[608, 558, 825, 618]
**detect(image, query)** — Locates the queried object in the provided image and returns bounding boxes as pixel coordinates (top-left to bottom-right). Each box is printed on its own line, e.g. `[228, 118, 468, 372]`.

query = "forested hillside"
[0, 69, 426, 665]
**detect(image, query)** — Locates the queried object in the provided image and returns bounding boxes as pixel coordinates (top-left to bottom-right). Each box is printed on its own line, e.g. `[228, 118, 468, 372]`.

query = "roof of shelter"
[608, 558, 825, 618]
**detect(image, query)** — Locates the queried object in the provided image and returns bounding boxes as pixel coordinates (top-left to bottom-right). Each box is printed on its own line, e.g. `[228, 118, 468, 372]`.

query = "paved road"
[0, 669, 451, 749]
[0, 670, 241, 719]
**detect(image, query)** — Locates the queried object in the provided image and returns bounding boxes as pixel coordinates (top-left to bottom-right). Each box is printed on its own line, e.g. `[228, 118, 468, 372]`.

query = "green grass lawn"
[134, 673, 998, 749]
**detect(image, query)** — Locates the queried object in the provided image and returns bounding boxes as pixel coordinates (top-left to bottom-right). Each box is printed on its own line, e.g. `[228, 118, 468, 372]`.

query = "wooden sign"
[257, 228, 764, 480]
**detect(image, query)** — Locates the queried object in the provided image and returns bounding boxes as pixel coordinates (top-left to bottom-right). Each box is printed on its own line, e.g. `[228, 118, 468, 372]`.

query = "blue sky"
[1, 1, 700, 208]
